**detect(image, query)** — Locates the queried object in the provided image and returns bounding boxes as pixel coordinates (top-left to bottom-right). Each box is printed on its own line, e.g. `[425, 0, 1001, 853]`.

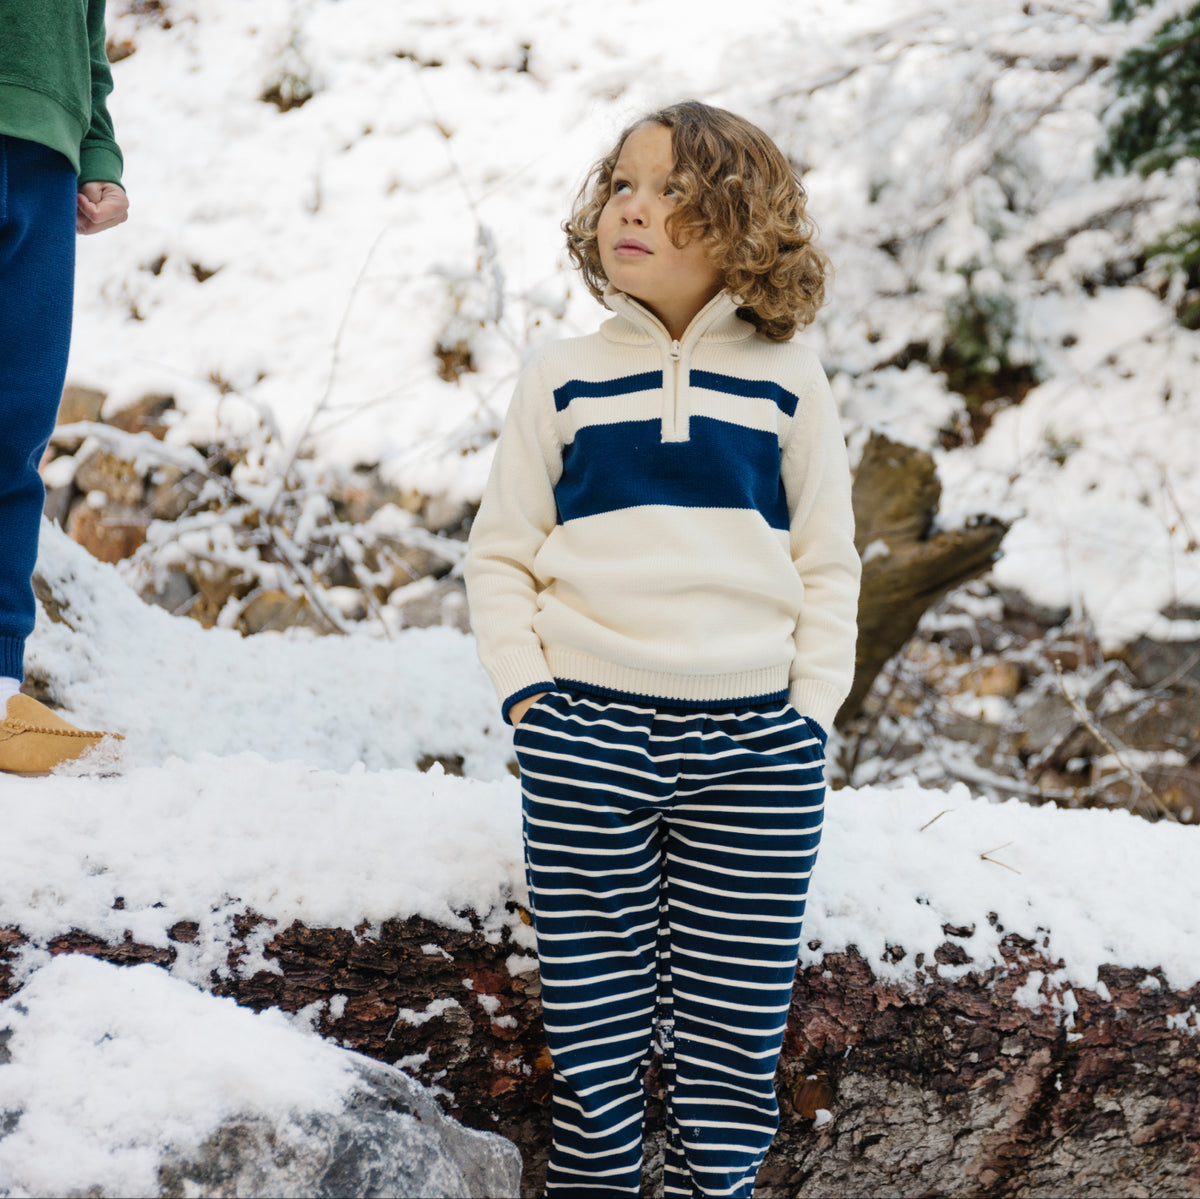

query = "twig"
[919, 809, 953, 832]
[266, 229, 386, 524]
[1053, 660, 1176, 821]
[980, 841, 1021, 874]
[50, 422, 208, 474]
[885, 60, 1107, 246]
[939, 754, 1083, 803]
[265, 525, 351, 634]
[344, 557, 392, 639]
[845, 649, 906, 783]
[1160, 466, 1199, 553]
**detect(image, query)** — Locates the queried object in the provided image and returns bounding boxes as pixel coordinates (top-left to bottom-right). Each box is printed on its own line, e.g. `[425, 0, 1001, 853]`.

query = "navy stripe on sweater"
[690, 370, 800, 417]
[555, 417, 788, 528]
[553, 371, 662, 413]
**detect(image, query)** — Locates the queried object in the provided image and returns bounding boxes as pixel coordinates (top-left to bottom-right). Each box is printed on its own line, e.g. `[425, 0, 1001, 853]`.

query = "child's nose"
[622, 188, 649, 224]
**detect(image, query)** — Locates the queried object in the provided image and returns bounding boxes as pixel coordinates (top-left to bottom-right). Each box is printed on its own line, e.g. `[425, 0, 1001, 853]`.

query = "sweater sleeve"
[79, 0, 124, 187]
[463, 355, 562, 722]
[782, 356, 862, 733]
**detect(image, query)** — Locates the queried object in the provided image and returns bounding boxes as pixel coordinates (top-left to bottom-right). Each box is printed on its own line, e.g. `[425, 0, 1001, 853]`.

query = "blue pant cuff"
[0, 636, 25, 682]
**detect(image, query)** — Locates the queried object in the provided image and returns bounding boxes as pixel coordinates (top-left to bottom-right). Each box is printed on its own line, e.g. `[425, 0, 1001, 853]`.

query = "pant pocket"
[511, 689, 562, 750]
[776, 703, 827, 762]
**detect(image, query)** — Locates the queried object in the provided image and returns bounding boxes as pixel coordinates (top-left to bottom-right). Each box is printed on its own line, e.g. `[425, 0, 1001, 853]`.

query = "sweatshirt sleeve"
[782, 355, 862, 733]
[463, 355, 562, 722]
[79, 0, 124, 187]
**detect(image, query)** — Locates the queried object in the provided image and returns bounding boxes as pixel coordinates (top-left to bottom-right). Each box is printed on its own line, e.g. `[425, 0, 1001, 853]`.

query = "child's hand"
[510, 692, 548, 725]
[76, 182, 129, 235]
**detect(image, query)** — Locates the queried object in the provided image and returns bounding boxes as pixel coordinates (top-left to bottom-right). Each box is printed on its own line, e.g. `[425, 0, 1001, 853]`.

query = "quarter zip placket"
[603, 289, 743, 444]
[665, 338, 684, 442]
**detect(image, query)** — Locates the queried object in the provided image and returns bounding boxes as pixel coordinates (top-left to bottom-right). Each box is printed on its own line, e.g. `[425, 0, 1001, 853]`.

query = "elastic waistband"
[552, 677, 790, 716]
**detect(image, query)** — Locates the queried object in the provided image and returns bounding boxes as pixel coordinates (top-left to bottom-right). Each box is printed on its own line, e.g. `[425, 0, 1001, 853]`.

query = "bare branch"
[1053, 660, 1176, 821]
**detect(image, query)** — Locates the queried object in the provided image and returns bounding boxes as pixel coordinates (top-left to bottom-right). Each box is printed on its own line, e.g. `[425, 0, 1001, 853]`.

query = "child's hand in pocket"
[510, 692, 548, 725]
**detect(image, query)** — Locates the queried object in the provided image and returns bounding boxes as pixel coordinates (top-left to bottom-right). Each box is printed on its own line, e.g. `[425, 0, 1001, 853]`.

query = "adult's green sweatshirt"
[0, 0, 123, 185]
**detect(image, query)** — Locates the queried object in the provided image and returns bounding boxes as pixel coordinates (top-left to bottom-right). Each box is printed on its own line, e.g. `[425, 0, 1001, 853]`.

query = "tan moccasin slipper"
[0, 694, 122, 776]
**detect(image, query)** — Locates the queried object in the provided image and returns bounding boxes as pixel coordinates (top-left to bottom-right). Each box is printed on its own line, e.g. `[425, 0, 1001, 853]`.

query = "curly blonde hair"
[564, 100, 829, 341]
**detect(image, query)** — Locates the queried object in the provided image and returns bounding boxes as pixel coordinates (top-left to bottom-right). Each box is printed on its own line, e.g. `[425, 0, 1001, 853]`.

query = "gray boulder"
[155, 1053, 522, 1198]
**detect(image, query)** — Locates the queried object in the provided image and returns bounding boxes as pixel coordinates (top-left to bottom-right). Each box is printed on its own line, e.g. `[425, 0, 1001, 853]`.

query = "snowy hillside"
[68, 0, 1200, 645]
[2, 0, 1200, 1192]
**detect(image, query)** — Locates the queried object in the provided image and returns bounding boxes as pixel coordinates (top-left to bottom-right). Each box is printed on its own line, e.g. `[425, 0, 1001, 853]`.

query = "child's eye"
[611, 180, 632, 195]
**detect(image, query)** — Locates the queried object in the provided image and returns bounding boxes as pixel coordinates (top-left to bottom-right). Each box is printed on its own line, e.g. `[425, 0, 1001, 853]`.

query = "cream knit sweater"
[464, 289, 861, 732]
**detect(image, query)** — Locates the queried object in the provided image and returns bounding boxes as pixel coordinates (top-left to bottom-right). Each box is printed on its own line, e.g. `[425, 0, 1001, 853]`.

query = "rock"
[57, 384, 106, 426]
[391, 575, 470, 633]
[328, 469, 412, 525]
[1012, 688, 1079, 756]
[0, 955, 522, 1199]
[388, 544, 445, 587]
[66, 498, 148, 563]
[73, 447, 146, 506]
[1124, 636, 1200, 691]
[175, 563, 255, 630]
[996, 587, 1072, 641]
[957, 659, 1023, 699]
[236, 589, 336, 636]
[147, 466, 204, 521]
[42, 480, 75, 528]
[141, 567, 197, 616]
[155, 1053, 522, 1198]
[103, 392, 176, 439]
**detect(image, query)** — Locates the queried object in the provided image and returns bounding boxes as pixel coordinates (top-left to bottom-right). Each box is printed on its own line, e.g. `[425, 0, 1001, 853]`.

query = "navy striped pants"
[514, 689, 825, 1198]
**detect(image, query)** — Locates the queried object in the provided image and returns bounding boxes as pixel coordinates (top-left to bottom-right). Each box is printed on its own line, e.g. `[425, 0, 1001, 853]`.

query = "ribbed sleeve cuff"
[0, 636, 25, 682]
[486, 647, 555, 724]
[78, 144, 124, 187]
[788, 678, 843, 737]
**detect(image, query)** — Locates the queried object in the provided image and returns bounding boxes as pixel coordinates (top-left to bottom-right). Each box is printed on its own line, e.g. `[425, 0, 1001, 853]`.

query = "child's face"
[597, 123, 725, 340]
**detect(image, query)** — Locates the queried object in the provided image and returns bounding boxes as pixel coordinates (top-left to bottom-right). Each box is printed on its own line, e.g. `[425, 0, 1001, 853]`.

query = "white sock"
[0, 677, 20, 704]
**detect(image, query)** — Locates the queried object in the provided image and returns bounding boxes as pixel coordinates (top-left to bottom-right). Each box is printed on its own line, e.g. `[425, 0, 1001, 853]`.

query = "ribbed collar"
[599, 288, 757, 349]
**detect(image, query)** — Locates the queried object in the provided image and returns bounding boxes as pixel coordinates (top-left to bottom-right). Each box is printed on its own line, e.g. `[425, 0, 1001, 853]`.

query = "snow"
[802, 783, 1200, 994]
[27, 524, 513, 779]
[4, 0, 1200, 1186]
[67, 0, 1200, 643]
[0, 955, 356, 1198]
[5, 539, 1200, 993]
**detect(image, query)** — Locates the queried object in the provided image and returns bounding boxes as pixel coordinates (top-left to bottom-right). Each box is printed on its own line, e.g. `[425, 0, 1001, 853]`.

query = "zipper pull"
[669, 339, 681, 362]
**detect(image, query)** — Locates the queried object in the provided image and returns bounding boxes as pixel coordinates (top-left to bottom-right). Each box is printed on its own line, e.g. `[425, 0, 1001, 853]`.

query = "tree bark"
[842, 432, 1009, 724]
[4, 916, 1196, 1198]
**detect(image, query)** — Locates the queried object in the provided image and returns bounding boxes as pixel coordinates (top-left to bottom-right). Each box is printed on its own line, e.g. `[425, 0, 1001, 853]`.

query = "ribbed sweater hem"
[552, 677, 788, 713]
[0, 636, 25, 682]
[545, 647, 791, 710]
[0, 84, 83, 173]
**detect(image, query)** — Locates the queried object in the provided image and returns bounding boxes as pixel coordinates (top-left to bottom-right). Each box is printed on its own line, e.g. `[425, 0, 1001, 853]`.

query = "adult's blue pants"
[0, 134, 77, 681]
[515, 688, 826, 1197]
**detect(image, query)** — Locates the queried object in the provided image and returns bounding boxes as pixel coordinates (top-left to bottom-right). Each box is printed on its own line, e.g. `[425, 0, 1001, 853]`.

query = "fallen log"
[842, 432, 1009, 724]
[5, 914, 1196, 1198]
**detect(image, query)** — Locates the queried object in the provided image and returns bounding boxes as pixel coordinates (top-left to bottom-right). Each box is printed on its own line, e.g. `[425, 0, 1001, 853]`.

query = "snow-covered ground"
[3, 0, 1200, 1191]
[4, 530, 1199, 1195]
[7, 538, 1200, 997]
[69, 0, 1200, 645]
